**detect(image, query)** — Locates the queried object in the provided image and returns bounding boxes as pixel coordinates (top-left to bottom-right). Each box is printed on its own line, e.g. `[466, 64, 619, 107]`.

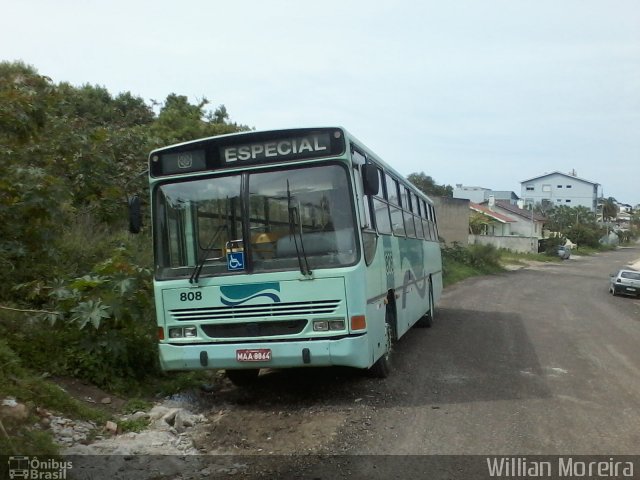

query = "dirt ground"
[53, 376, 128, 413]
[51, 367, 384, 478]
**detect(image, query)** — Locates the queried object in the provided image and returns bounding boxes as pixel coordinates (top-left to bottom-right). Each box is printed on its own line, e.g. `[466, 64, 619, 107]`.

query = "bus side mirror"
[362, 164, 379, 196]
[128, 195, 142, 234]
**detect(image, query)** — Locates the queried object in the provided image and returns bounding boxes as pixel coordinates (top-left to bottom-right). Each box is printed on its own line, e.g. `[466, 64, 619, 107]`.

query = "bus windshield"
[154, 164, 358, 280]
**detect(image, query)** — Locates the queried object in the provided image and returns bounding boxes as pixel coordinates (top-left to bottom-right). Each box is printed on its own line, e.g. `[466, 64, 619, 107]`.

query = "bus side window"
[430, 204, 439, 239]
[413, 193, 425, 239]
[373, 168, 392, 235]
[402, 186, 417, 238]
[422, 200, 432, 241]
[354, 168, 374, 230]
[386, 176, 405, 237]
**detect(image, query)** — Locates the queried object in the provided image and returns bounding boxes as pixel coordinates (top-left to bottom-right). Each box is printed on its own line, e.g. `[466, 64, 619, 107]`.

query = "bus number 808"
[180, 292, 202, 301]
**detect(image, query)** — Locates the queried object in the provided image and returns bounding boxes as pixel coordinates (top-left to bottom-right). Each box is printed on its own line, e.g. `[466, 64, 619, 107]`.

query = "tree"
[0, 62, 70, 296]
[565, 223, 601, 248]
[150, 94, 250, 145]
[407, 172, 453, 197]
[600, 197, 618, 222]
[0, 61, 53, 142]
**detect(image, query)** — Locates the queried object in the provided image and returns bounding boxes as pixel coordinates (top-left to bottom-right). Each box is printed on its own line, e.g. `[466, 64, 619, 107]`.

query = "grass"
[498, 249, 562, 266]
[442, 244, 576, 286]
[119, 417, 150, 433]
[442, 258, 495, 287]
[0, 338, 110, 455]
[122, 398, 153, 415]
[572, 244, 617, 255]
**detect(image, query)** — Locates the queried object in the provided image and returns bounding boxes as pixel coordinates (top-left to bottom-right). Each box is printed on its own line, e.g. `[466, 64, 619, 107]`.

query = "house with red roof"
[469, 202, 516, 236]
[484, 200, 546, 238]
[468, 200, 543, 253]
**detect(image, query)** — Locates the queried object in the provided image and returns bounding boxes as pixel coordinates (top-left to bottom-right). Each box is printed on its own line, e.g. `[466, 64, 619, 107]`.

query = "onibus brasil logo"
[8, 456, 72, 479]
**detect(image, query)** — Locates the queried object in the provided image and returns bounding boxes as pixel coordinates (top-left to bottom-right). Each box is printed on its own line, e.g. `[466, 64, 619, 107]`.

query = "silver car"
[609, 269, 640, 297]
[557, 246, 571, 260]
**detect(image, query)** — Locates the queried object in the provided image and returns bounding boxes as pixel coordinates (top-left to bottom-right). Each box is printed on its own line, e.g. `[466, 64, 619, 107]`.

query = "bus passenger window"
[373, 198, 392, 234]
[390, 205, 405, 237]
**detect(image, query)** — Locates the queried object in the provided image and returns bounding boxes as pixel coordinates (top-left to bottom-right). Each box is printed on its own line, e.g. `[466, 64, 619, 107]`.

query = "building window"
[542, 185, 551, 192]
[566, 185, 572, 188]
[557, 185, 563, 188]
[557, 199, 562, 203]
[526, 185, 534, 191]
[566, 200, 571, 203]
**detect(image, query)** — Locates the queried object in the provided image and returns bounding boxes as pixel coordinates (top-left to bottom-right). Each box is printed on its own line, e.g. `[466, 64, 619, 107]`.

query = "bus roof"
[150, 126, 434, 204]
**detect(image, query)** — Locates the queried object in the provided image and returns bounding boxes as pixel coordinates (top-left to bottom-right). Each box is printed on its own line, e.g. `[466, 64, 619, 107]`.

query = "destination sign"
[150, 129, 345, 177]
[221, 133, 332, 164]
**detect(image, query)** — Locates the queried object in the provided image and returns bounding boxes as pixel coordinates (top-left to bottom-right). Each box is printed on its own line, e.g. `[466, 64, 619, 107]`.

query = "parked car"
[557, 245, 571, 260]
[609, 269, 640, 297]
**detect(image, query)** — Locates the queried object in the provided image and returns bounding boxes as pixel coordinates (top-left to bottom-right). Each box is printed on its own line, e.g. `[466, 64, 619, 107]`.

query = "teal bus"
[140, 127, 442, 384]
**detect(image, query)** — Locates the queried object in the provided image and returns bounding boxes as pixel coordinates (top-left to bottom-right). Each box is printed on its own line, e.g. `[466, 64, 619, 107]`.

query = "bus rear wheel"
[226, 368, 260, 386]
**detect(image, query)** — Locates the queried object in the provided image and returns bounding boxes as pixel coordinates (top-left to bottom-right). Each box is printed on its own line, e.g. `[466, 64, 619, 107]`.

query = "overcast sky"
[4, 0, 639, 203]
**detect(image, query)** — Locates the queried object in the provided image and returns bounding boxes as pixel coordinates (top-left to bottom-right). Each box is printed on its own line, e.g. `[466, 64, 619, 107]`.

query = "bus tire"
[415, 279, 434, 328]
[369, 310, 394, 378]
[226, 368, 260, 386]
[369, 352, 390, 378]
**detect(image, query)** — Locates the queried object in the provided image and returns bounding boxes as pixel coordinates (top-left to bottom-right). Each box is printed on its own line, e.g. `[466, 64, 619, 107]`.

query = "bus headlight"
[329, 320, 345, 331]
[169, 327, 197, 338]
[313, 319, 345, 331]
[313, 320, 329, 331]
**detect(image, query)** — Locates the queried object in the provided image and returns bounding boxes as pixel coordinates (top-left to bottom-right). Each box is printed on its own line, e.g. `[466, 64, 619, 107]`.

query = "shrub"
[442, 242, 503, 286]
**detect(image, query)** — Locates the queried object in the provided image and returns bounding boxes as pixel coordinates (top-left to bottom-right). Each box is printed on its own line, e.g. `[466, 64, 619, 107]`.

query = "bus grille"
[169, 299, 341, 322]
[201, 320, 307, 338]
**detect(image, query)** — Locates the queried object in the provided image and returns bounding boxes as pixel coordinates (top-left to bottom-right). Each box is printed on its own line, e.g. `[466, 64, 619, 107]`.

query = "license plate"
[626, 287, 637, 292]
[236, 349, 272, 362]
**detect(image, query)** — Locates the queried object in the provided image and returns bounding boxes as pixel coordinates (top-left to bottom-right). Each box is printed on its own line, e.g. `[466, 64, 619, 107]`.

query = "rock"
[161, 408, 180, 426]
[131, 411, 149, 421]
[105, 421, 118, 434]
[174, 410, 196, 432]
[0, 399, 29, 422]
[100, 397, 112, 405]
[148, 405, 171, 421]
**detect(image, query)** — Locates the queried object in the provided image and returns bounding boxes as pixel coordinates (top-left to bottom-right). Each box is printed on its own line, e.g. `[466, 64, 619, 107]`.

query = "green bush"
[42, 246, 159, 390]
[565, 224, 603, 248]
[442, 243, 503, 286]
[542, 235, 565, 256]
[4, 241, 159, 392]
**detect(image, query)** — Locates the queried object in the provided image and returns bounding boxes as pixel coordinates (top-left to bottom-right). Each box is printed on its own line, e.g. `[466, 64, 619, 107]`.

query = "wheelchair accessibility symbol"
[227, 252, 245, 271]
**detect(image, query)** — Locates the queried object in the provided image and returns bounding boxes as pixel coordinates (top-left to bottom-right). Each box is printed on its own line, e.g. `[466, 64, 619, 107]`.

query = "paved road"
[290, 246, 640, 478]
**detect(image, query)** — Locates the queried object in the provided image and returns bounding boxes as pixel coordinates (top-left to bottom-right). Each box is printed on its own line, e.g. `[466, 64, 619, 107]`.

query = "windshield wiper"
[190, 225, 228, 284]
[287, 180, 311, 276]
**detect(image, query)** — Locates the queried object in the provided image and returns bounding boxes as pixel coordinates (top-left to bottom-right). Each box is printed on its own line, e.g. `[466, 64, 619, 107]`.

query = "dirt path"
[51, 247, 640, 479]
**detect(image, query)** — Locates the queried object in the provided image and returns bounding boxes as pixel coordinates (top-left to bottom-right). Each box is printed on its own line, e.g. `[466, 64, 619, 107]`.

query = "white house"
[488, 200, 546, 238]
[454, 185, 520, 205]
[520, 171, 599, 212]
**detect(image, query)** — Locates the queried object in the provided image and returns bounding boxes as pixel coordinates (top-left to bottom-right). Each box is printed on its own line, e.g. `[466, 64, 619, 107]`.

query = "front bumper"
[613, 284, 639, 296]
[159, 334, 371, 371]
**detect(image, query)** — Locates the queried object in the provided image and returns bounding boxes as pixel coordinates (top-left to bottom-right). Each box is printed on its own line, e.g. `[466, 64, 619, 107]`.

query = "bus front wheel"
[415, 279, 434, 328]
[369, 311, 394, 378]
[226, 368, 260, 386]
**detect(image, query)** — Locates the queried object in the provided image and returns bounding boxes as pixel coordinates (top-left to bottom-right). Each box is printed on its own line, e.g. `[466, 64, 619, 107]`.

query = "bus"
[134, 127, 442, 384]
